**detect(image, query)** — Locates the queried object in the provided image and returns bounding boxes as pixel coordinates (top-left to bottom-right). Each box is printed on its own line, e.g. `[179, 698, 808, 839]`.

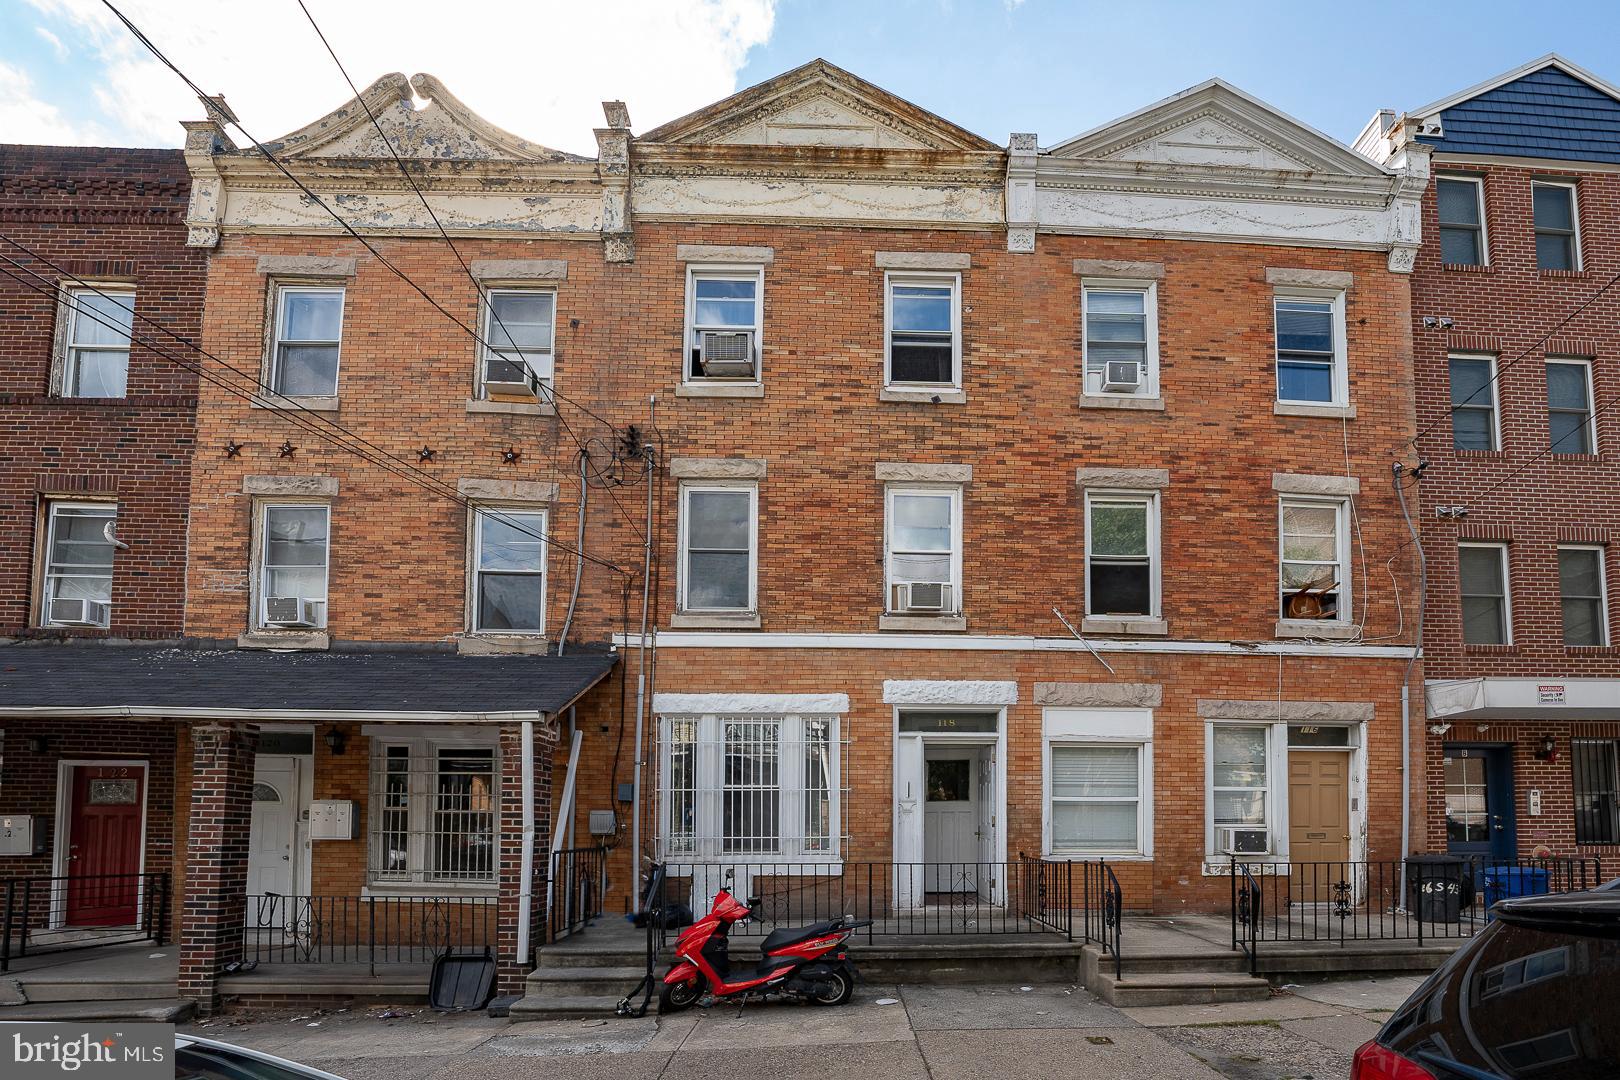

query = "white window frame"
[1436, 174, 1489, 267]
[656, 712, 841, 862]
[1206, 722, 1278, 859]
[1546, 357, 1596, 455]
[684, 265, 764, 386]
[1084, 489, 1160, 620]
[61, 287, 135, 399]
[270, 284, 345, 398]
[1449, 352, 1501, 451]
[1042, 708, 1153, 859]
[677, 481, 759, 615]
[40, 500, 117, 628]
[1273, 290, 1349, 407]
[470, 506, 548, 636]
[1532, 180, 1582, 272]
[367, 733, 500, 890]
[1080, 280, 1159, 399]
[477, 287, 556, 399]
[1278, 496, 1352, 625]
[1558, 544, 1609, 648]
[883, 271, 962, 390]
[883, 484, 963, 615]
[1459, 541, 1513, 646]
[255, 501, 331, 630]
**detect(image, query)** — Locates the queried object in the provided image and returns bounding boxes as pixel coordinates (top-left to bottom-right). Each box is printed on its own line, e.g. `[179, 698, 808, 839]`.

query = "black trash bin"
[1406, 854, 1472, 922]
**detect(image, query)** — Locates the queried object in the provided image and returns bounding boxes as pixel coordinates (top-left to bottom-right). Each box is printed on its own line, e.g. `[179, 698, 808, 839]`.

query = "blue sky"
[4, 1, 1620, 152]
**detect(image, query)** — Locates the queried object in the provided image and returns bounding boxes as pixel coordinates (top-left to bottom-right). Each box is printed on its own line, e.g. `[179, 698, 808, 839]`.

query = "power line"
[1456, 387, 1620, 507]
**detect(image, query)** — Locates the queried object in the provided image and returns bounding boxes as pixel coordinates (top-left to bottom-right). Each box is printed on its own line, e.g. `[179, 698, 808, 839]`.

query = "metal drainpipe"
[558, 451, 588, 656]
[1394, 464, 1427, 904]
[515, 718, 536, 969]
[630, 408, 656, 892]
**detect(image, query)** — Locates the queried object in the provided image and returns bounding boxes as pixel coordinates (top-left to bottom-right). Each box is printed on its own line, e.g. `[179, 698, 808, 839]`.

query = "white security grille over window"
[657, 714, 845, 861]
[1213, 725, 1269, 855]
[1050, 745, 1141, 854]
[481, 289, 555, 396]
[259, 504, 329, 628]
[42, 503, 116, 628]
[370, 741, 497, 885]
[64, 288, 135, 398]
[272, 286, 344, 397]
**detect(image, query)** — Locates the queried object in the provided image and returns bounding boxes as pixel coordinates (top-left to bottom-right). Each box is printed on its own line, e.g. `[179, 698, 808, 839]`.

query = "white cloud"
[21, 0, 777, 154]
[0, 59, 101, 144]
[34, 25, 70, 60]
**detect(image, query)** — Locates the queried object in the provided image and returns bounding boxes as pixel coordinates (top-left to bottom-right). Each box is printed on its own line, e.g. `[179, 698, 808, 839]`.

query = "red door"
[65, 764, 146, 926]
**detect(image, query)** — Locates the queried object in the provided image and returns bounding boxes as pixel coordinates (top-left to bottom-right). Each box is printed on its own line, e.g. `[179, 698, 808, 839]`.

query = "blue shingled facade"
[1417, 66, 1620, 163]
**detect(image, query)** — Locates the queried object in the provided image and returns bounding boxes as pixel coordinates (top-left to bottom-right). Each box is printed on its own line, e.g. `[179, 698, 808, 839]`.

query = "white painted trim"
[1080, 279, 1159, 400]
[1448, 353, 1502, 451]
[882, 680, 1017, 705]
[677, 480, 759, 618]
[682, 263, 765, 390]
[1459, 541, 1514, 646]
[1408, 54, 1620, 125]
[883, 270, 962, 391]
[1042, 708, 1154, 859]
[1557, 544, 1611, 647]
[652, 692, 850, 715]
[885, 483, 964, 616]
[1279, 494, 1353, 626]
[1546, 356, 1598, 455]
[1435, 174, 1489, 267]
[1532, 179, 1583, 272]
[1273, 288, 1349, 408]
[52, 759, 149, 930]
[891, 705, 1007, 905]
[1085, 488, 1161, 619]
[615, 630, 1416, 659]
[471, 505, 548, 636]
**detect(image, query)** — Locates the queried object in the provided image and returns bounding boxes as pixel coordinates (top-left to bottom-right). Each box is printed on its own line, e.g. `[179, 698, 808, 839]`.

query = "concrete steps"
[10, 972, 177, 1004]
[0, 998, 195, 1022]
[524, 964, 648, 998]
[1081, 945, 1271, 1007]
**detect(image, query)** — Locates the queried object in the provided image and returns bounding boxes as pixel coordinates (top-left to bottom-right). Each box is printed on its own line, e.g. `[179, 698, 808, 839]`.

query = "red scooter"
[659, 876, 872, 1012]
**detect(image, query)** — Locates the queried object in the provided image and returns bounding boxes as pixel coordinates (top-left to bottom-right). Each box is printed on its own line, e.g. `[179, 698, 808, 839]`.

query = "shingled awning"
[0, 644, 618, 721]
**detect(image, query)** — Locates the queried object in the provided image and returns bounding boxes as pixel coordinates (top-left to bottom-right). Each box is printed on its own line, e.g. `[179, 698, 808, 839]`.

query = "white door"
[976, 744, 999, 903]
[893, 735, 926, 909]
[248, 756, 298, 903]
[923, 754, 978, 893]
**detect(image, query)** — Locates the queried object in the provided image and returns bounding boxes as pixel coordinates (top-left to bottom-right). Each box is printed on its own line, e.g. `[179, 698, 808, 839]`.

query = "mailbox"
[0, 815, 43, 855]
[309, 800, 357, 840]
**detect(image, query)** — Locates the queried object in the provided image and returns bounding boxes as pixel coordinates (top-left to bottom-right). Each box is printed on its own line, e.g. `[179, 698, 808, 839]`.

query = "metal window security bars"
[370, 744, 497, 887]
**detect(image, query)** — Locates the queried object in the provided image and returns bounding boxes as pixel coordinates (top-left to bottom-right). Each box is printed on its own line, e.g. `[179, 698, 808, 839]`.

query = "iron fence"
[546, 846, 607, 943]
[244, 893, 496, 975]
[1, 872, 171, 972]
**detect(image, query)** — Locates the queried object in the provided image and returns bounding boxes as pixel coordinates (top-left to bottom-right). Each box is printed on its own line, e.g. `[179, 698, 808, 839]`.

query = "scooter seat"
[761, 919, 842, 953]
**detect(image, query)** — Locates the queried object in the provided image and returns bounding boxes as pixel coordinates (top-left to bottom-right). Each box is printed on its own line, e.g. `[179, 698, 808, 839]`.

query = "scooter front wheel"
[808, 968, 853, 1006]
[659, 978, 703, 1013]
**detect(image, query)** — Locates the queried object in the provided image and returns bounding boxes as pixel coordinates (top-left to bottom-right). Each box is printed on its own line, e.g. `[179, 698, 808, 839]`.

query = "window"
[369, 738, 497, 886]
[1050, 745, 1142, 855]
[1212, 725, 1270, 855]
[1085, 492, 1158, 617]
[1279, 498, 1348, 623]
[1533, 182, 1580, 271]
[1459, 543, 1511, 645]
[657, 713, 839, 860]
[685, 268, 762, 383]
[678, 485, 757, 613]
[479, 289, 554, 397]
[1547, 359, 1595, 454]
[1082, 284, 1157, 397]
[885, 487, 962, 614]
[61, 288, 134, 398]
[1449, 355, 1499, 451]
[1274, 294, 1346, 405]
[885, 274, 960, 387]
[257, 504, 330, 629]
[1558, 545, 1608, 647]
[472, 508, 546, 634]
[1572, 739, 1620, 845]
[270, 286, 344, 397]
[1436, 176, 1486, 266]
[41, 502, 116, 628]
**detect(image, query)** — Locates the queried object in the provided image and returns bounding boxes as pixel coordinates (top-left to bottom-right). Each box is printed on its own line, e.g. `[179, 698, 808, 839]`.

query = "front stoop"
[0, 998, 195, 1022]
[1081, 945, 1271, 1007]
[509, 932, 648, 1020]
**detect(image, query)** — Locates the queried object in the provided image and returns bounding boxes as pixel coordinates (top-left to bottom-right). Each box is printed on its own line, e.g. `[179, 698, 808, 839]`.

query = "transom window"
[686, 269, 763, 383]
[1532, 182, 1580, 271]
[472, 508, 547, 634]
[258, 503, 330, 629]
[1572, 739, 1620, 845]
[1082, 284, 1157, 397]
[1459, 542, 1511, 645]
[1085, 492, 1158, 618]
[885, 274, 960, 387]
[1279, 498, 1347, 623]
[480, 289, 555, 398]
[62, 288, 134, 398]
[1558, 545, 1608, 647]
[1212, 725, 1270, 855]
[271, 286, 344, 397]
[1449, 354, 1499, 451]
[885, 487, 962, 615]
[1050, 744, 1143, 855]
[370, 739, 497, 886]
[679, 485, 757, 614]
[1547, 359, 1595, 455]
[42, 502, 116, 628]
[1436, 176, 1486, 266]
[1274, 295, 1346, 405]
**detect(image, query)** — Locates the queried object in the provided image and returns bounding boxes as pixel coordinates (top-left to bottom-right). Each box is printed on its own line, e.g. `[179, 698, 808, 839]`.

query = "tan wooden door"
[1288, 752, 1351, 903]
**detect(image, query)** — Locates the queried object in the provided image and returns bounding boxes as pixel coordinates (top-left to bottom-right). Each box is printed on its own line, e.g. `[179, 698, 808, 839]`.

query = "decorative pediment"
[638, 58, 997, 152]
[266, 73, 585, 164]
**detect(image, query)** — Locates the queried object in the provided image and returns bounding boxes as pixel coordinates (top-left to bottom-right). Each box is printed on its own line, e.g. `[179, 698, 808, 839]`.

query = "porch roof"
[0, 644, 617, 721]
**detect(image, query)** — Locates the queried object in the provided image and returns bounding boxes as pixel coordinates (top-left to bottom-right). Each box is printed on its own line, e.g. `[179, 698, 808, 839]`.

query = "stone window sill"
[1539, 268, 1590, 280]
[1275, 401, 1356, 420]
[880, 387, 966, 405]
[675, 383, 764, 399]
[1275, 620, 1360, 640]
[879, 614, 967, 632]
[252, 394, 339, 412]
[361, 884, 497, 900]
[457, 634, 550, 655]
[1079, 394, 1165, 411]
[238, 630, 330, 651]
[1463, 643, 1518, 654]
[465, 397, 555, 416]
[1081, 617, 1168, 636]
[669, 611, 762, 629]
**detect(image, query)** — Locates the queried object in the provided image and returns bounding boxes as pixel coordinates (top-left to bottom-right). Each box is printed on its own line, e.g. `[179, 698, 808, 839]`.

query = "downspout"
[630, 400, 656, 892]
[1394, 463, 1427, 901]
[515, 718, 536, 970]
[557, 450, 588, 656]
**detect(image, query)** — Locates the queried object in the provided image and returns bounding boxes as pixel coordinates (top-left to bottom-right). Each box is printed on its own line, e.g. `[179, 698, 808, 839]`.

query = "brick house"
[1358, 55, 1620, 865]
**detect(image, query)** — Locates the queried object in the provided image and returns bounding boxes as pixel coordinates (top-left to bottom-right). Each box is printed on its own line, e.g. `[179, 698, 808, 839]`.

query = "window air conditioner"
[483, 353, 550, 399]
[49, 597, 110, 627]
[894, 581, 952, 613]
[1102, 360, 1143, 393]
[697, 330, 755, 379]
[1219, 827, 1269, 856]
[264, 596, 321, 628]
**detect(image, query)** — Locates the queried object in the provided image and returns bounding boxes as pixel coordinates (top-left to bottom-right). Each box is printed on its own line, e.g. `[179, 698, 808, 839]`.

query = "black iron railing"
[1016, 853, 1076, 940]
[546, 846, 608, 943]
[1, 872, 170, 972]
[244, 893, 496, 976]
[1231, 859, 1261, 977]
[1081, 860, 1124, 980]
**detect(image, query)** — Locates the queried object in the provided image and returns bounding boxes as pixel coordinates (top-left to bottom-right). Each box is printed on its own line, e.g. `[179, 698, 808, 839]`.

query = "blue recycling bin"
[1483, 866, 1549, 917]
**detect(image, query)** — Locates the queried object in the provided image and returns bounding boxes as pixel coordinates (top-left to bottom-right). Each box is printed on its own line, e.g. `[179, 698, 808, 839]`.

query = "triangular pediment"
[638, 59, 998, 151]
[1050, 79, 1389, 178]
[267, 73, 585, 164]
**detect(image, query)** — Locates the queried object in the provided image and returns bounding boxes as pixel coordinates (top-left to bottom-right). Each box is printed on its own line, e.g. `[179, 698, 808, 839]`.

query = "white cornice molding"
[652, 692, 850, 715]
[619, 631, 1417, 660]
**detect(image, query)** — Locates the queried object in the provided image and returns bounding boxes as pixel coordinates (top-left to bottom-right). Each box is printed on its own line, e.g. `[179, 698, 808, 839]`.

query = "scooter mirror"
[746, 896, 761, 911]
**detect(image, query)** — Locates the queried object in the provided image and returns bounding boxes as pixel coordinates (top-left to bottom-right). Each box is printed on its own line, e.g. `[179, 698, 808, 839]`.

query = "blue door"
[1444, 746, 1517, 858]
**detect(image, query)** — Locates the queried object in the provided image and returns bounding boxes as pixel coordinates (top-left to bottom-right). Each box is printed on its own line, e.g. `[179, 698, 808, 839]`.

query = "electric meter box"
[0, 815, 43, 855]
[309, 800, 358, 840]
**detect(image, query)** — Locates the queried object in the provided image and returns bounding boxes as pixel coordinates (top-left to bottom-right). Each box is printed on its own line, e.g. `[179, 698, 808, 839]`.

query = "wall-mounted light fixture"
[1536, 735, 1558, 762]
[26, 735, 50, 754]
[324, 727, 348, 756]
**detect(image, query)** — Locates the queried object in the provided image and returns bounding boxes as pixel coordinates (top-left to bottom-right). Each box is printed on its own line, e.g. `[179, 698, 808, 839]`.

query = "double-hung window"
[258, 504, 330, 629]
[1547, 359, 1595, 454]
[41, 502, 116, 628]
[1459, 542, 1511, 645]
[1279, 498, 1348, 623]
[472, 508, 546, 634]
[1449, 354, 1499, 451]
[1274, 294, 1346, 406]
[885, 487, 962, 615]
[370, 738, 497, 886]
[271, 286, 344, 397]
[678, 484, 757, 614]
[885, 274, 960, 388]
[1211, 725, 1271, 855]
[1081, 283, 1157, 398]
[1572, 739, 1620, 845]
[61, 288, 134, 398]
[480, 289, 555, 398]
[1051, 745, 1143, 856]
[686, 269, 762, 384]
[1558, 545, 1608, 647]
[658, 713, 839, 860]
[1085, 492, 1158, 618]
[1436, 176, 1487, 266]
[1533, 182, 1580, 271]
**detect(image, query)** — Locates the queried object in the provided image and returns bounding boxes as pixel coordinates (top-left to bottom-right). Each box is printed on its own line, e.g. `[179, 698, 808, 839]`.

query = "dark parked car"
[1353, 887, 1620, 1078]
